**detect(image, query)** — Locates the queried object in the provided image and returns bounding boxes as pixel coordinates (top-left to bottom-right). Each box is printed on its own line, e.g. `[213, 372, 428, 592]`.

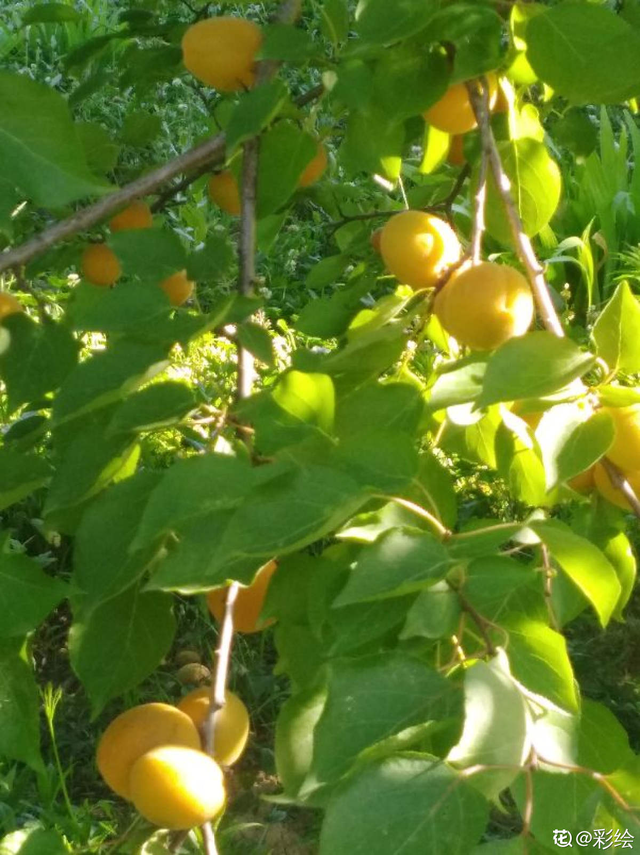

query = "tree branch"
[601, 458, 640, 519]
[466, 78, 565, 338]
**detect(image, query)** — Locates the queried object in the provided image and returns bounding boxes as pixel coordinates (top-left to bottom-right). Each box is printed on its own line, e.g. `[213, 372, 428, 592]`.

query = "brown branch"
[203, 583, 239, 755]
[0, 133, 227, 274]
[466, 78, 565, 338]
[447, 582, 498, 656]
[150, 162, 214, 213]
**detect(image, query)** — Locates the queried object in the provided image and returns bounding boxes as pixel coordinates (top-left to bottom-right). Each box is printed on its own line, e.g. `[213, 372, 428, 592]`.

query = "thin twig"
[447, 581, 499, 656]
[540, 544, 559, 631]
[0, 87, 322, 276]
[601, 458, 640, 519]
[466, 78, 565, 338]
[150, 162, 213, 213]
[469, 84, 489, 263]
[0, 134, 227, 274]
[204, 583, 240, 755]
[201, 819, 218, 855]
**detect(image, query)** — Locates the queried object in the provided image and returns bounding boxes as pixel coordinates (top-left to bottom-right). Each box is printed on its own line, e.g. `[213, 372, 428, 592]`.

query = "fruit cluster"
[96, 560, 277, 830]
[80, 200, 194, 306]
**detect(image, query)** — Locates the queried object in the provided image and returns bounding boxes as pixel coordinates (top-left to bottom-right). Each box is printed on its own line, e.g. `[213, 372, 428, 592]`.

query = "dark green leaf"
[0, 552, 67, 638]
[22, 2, 83, 23]
[75, 122, 119, 175]
[257, 122, 318, 218]
[237, 322, 275, 367]
[0, 449, 51, 512]
[186, 234, 235, 282]
[69, 585, 175, 715]
[107, 382, 195, 434]
[592, 281, 640, 373]
[0, 314, 79, 412]
[226, 81, 290, 154]
[319, 756, 488, 855]
[0, 71, 109, 206]
[0, 639, 43, 771]
[68, 281, 171, 335]
[108, 229, 186, 283]
[259, 24, 315, 61]
[355, 0, 438, 44]
[120, 113, 162, 147]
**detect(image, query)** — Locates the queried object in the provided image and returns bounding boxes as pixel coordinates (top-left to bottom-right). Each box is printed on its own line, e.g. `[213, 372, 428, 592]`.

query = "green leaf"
[186, 234, 235, 282]
[337, 381, 424, 438]
[426, 355, 488, 412]
[592, 281, 640, 373]
[355, 0, 438, 44]
[107, 382, 195, 434]
[0, 639, 43, 771]
[0, 828, 67, 855]
[340, 109, 404, 180]
[332, 430, 418, 493]
[0, 71, 109, 206]
[479, 332, 594, 407]
[373, 45, 448, 122]
[296, 274, 374, 339]
[69, 585, 175, 716]
[108, 228, 186, 283]
[463, 555, 542, 622]
[237, 322, 275, 368]
[120, 113, 162, 147]
[578, 699, 632, 775]
[0, 314, 79, 412]
[537, 406, 614, 489]
[448, 652, 530, 797]
[0, 449, 51, 512]
[405, 452, 458, 529]
[328, 596, 415, 656]
[226, 80, 290, 154]
[448, 522, 525, 561]
[275, 682, 328, 797]
[257, 122, 318, 218]
[483, 138, 561, 243]
[531, 519, 622, 627]
[527, 4, 640, 104]
[273, 371, 335, 434]
[0, 552, 67, 638]
[75, 122, 119, 175]
[73, 471, 162, 609]
[52, 340, 169, 426]
[511, 771, 597, 844]
[259, 24, 315, 61]
[69, 281, 171, 335]
[320, 0, 350, 44]
[22, 2, 84, 23]
[504, 619, 578, 712]
[400, 582, 461, 640]
[333, 529, 450, 605]
[312, 654, 462, 784]
[45, 430, 140, 529]
[319, 756, 489, 855]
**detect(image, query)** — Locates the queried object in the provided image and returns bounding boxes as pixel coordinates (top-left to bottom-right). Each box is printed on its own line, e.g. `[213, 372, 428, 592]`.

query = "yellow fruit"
[299, 142, 328, 188]
[81, 244, 121, 287]
[594, 462, 640, 510]
[159, 270, 194, 307]
[494, 82, 509, 114]
[206, 559, 278, 634]
[425, 73, 499, 135]
[96, 703, 201, 800]
[178, 689, 250, 767]
[379, 211, 461, 291]
[182, 17, 262, 92]
[602, 405, 640, 471]
[567, 466, 595, 494]
[0, 293, 23, 320]
[109, 201, 153, 232]
[435, 261, 534, 350]
[129, 746, 225, 830]
[208, 171, 242, 216]
[447, 135, 466, 167]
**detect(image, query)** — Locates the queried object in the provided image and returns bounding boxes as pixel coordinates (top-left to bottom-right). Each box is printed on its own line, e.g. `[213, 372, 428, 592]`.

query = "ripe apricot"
[379, 211, 461, 291]
[159, 270, 194, 307]
[182, 17, 262, 92]
[96, 702, 201, 799]
[129, 746, 225, 830]
[425, 73, 498, 135]
[178, 689, 250, 766]
[594, 462, 640, 510]
[568, 466, 596, 494]
[208, 171, 241, 216]
[81, 244, 121, 287]
[601, 405, 640, 472]
[0, 293, 23, 321]
[435, 261, 534, 350]
[207, 559, 277, 634]
[299, 142, 328, 188]
[109, 201, 153, 232]
[447, 135, 466, 167]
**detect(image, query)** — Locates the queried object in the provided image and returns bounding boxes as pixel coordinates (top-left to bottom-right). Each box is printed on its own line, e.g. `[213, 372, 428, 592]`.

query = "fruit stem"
[466, 77, 565, 339]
